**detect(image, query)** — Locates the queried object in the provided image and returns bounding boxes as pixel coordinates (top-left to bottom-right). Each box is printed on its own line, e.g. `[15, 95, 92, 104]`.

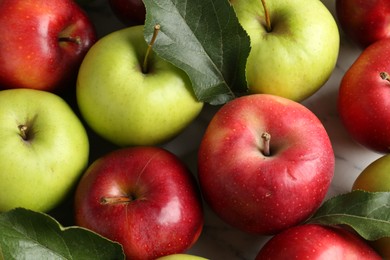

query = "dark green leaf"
[143, 0, 250, 105]
[307, 190, 390, 241]
[0, 208, 125, 260]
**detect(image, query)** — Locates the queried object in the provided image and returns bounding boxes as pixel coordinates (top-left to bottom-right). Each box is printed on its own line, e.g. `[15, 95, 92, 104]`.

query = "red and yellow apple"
[0, 0, 96, 92]
[198, 94, 334, 235]
[338, 38, 390, 153]
[352, 154, 390, 259]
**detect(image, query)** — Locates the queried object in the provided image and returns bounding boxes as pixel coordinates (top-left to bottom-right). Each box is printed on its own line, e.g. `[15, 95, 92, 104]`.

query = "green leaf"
[0, 208, 125, 260]
[143, 0, 251, 105]
[307, 190, 390, 241]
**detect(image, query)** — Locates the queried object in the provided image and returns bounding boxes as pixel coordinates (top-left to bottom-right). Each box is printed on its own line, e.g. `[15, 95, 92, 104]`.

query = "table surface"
[78, 0, 382, 259]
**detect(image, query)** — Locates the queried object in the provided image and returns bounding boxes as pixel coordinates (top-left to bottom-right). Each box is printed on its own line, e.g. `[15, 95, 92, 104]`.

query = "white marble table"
[82, 1, 382, 259]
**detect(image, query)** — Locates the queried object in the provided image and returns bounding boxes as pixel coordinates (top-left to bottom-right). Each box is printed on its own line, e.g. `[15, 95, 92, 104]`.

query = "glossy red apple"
[256, 224, 382, 259]
[338, 38, 390, 153]
[108, 0, 146, 26]
[198, 94, 335, 235]
[0, 0, 96, 92]
[74, 147, 204, 260]
[336, 0, 390, 48]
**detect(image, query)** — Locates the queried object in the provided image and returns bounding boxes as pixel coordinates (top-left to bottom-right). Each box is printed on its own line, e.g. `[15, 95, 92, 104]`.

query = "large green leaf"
[143, 0, 251, 105]
[0, 208, 125, 260]
[307, 190, 390, 241]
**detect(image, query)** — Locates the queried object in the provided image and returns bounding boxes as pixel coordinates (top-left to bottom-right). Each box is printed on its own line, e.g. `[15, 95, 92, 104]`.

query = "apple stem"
[261, 132, 271, 156]
[261, 0, 272, 32]
[58, 36, 81, 45]
[380, 72, 390, 83]
[18, 125, 28, 140]
[142, 24, 161, 74]
[100, 196, 132, 205]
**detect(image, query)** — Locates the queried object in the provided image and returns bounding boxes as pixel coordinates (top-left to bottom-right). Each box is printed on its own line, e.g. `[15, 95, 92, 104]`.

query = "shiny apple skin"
[256, 224, 382, 259]
[338, 38, 390, 153]
[198, 94, 335, 235]
[0, 0, 96, 92]
[74, 147, 204, 260]
[336, 0, 390, 48]
[108, 0, 145, 26]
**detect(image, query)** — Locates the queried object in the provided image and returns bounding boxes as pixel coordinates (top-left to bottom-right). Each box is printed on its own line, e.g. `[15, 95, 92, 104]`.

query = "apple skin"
[109, 0, 146, 26]
[230, 0, 339, 102]
[156, 254, 208, 260]
[74, 147, 204, 260]
[256, 224, 382, 259]
[0, 89, 89, 212]
[198, 94, 335, 235]
[338, 38, 390, 154]
[352, 154, 390, 259]
[76, 25, 203, 147]
[0, 0, 96, 92]
[336, 0, 390, 48]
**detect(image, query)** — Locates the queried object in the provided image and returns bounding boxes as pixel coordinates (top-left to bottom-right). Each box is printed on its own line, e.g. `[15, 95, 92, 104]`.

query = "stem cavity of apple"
[142, 24, 161, 74]
[18, 124, 29, 140]
[100, 195, 133, 205]
[58, 36, 82, 45]
[261, 0, 272, 32]
[261, 132, 271, 156]
[380, 72, 390, 83]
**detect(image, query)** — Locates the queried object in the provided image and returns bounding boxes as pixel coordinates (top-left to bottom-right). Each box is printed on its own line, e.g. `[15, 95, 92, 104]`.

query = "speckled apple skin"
[198, 94, 335, 235]
[74, 147, 204, 260]
[256, 224, 381, 259]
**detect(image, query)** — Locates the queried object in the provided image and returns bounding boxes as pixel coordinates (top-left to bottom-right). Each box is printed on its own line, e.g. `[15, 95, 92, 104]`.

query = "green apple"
[76, 25, 203, 147]
[156, 254, 209, 260]
[352, 154, 390, 259]
[231, 0, 340, 102]
[0, 89, 89, 212]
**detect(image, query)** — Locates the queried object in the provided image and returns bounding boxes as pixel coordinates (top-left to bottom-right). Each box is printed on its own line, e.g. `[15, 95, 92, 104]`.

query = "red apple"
[74, 146, 204, 260]
[256, 224, 382, 259]
[0, 0, 96, 92]
[198, 94, 335, 235]
[108, 0, 146, 26]
[338, 38, 390, 153]
[336, 0, 390, 48]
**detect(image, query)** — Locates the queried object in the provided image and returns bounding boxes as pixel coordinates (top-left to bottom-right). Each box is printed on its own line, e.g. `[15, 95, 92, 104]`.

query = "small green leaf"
[143, 0, 251, 105]
[0, 208, 125, 260]
[307, 190, 390, 241]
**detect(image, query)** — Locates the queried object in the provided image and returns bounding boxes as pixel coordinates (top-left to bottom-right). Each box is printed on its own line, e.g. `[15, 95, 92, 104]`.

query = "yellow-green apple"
[198, 94, 334, 235]
[338, 38, 390, 154]
[230, 0, 339, 102]
[352, 154, 390, 259]
[109, 0, 146, 26]
[0, 89, 89, 212]
[74, 146, 204, 260]
[256, 224, 381, 259]
[0, 0, 96, 92]
[156, 254, 208, 260]
[76, 25, 203, 147]
[336, 0, 390, 48]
